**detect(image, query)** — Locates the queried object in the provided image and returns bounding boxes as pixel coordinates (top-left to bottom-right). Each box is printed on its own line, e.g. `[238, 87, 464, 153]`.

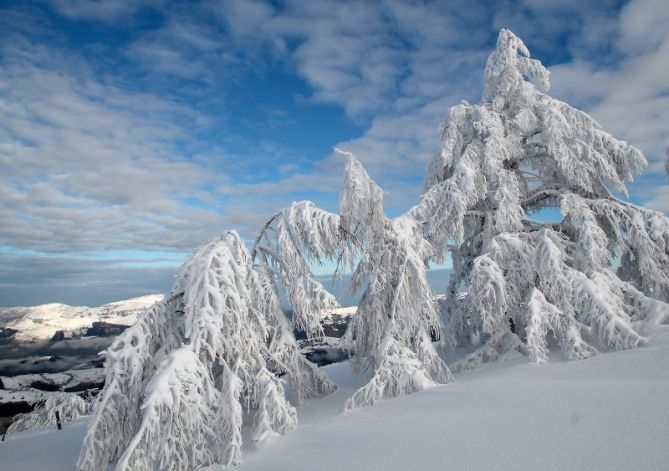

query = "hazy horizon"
[0, 268, 454, 309]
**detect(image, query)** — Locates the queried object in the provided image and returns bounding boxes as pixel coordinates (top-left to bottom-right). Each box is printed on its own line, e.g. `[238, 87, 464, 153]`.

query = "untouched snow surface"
[2, 329, 669, 470]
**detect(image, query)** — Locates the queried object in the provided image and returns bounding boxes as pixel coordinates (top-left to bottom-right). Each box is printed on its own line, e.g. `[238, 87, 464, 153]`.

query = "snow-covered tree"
[80, 148, 452, 469]
[76, 29, 669, 470]
[78, 231, 335, 471]
[253, 151, 451, 409]
[77, 298, 181, 470]
[415, 29, 669, 366]
[6, 392, 92, 436]
[338, 152, 452, 409]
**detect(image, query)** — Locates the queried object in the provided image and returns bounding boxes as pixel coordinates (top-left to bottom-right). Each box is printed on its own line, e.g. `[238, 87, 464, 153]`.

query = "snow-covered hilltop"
[0, 295, 164, 343]
[4, 329, 669, 471]
[0, 293, 355, 437]
[0, 294, 167, 435]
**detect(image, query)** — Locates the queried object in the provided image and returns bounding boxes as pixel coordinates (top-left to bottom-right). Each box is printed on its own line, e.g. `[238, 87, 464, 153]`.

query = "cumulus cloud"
[0, 31, 232, 253]
[294, 0, 668, 212]
[125, 13, 242, 84]
[46, 0, 152, 23]
[216, 0, 667, 214]
[212, 0, 493, 209]
[548, 0, 669, 204]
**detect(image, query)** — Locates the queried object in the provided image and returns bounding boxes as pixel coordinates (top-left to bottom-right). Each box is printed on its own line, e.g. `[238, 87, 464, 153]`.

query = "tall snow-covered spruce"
[77, 231, 335, 471]
[416, 29, 669, 368]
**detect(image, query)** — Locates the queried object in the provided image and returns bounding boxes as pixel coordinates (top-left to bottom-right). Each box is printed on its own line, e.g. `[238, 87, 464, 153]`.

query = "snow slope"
[2, 329, 668, 470]
[0, 295, 164, 342]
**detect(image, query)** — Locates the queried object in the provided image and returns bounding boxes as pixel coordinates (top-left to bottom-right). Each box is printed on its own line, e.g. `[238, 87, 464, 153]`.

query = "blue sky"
[1, 0, 668, 306]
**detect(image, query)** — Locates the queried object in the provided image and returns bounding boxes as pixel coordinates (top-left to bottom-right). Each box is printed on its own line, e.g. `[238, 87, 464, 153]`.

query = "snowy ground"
[2, 329, 668, 470]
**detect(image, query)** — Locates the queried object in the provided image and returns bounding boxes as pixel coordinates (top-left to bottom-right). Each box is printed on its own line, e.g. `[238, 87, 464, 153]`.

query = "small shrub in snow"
[6, 392, 92, 435]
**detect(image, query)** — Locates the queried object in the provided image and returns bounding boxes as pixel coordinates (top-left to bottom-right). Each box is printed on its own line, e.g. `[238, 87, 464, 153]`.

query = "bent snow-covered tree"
[416, 29, 669, 366]
[78, 231, 335, 471]
[254, 150, 451, 410]
[338, 152, 452, 409]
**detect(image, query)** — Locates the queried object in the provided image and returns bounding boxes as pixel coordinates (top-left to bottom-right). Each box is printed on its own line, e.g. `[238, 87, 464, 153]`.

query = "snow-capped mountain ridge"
[0, 294, 164, 342]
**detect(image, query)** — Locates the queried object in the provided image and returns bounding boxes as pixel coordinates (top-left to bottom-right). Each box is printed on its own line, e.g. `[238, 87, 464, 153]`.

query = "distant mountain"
[0, 269, 452, 344]
[0, 293, 355, 434]
[0, 294, 164, 343]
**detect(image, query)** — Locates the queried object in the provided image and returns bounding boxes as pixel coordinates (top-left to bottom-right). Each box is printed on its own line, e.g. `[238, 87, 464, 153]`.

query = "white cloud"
[618, 0, 669, 53]
[645, 185, 669, 213]
[126, 15, 241, 82]
[46, 0, 151, 23]
[548, 0, 669, 206]
[212, 0, 669, 215]
[0, 27, 234, 253]
[0, 252, 177, 306]
[212, 0, 495, 210]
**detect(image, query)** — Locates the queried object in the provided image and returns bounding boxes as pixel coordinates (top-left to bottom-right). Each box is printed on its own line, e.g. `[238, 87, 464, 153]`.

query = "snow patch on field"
[228, 331, 669, 471]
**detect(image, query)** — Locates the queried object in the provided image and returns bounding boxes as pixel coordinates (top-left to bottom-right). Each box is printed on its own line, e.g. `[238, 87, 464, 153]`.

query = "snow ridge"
[0, 295, 164, 342]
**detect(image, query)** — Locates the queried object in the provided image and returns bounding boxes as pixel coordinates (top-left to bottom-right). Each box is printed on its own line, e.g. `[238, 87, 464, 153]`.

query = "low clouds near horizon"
[1, 0, 668, 306]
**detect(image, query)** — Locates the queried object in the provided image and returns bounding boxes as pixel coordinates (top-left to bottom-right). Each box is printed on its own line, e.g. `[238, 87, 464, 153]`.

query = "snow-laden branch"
[254, 151, 452, 409]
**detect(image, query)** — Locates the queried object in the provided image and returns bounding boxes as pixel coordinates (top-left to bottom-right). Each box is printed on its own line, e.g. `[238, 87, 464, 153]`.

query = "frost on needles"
[256, 150, 452, 410]
[415, 29, 669, 368]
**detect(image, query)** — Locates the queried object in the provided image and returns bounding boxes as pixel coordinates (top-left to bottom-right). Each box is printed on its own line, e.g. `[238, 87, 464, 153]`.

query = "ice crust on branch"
[419, 29, 668, 368]
[78, 231, 334, 471]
